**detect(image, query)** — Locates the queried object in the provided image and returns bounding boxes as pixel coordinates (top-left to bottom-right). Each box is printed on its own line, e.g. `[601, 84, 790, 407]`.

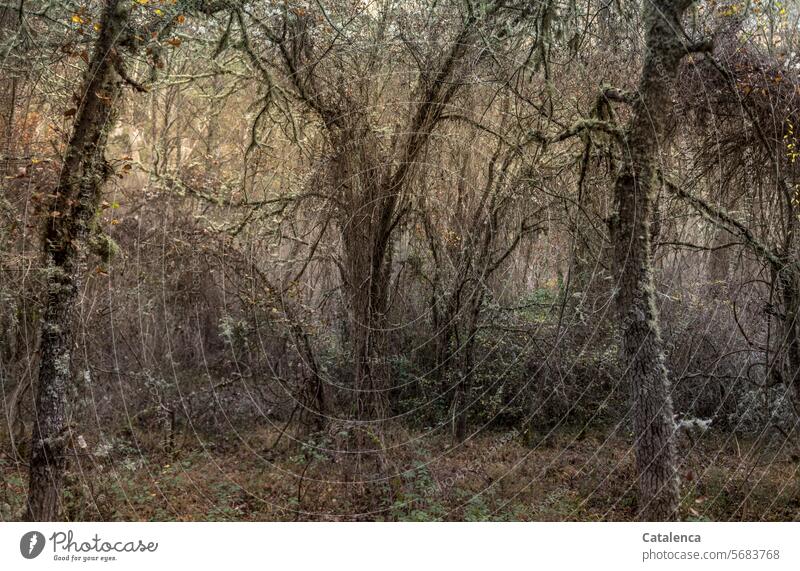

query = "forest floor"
[1, 427, 798, 521]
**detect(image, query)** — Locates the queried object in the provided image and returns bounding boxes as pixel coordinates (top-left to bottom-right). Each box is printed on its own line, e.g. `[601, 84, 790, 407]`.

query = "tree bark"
[344, 207, 393, 425]
[0, 2, 22, 176]
[452, 290, 483, 443]
[611, 0, 699, 521]
[777, 267, 800, 407]
[25, 0, 130, 521]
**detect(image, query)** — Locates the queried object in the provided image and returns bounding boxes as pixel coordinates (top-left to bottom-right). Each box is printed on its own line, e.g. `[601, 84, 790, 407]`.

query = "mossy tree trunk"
[25, 0, 131, 521]
[611, 0, 701, 521]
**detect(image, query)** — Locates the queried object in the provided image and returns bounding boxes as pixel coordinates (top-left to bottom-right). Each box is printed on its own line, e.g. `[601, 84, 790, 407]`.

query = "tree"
[25, 0, 138, 521]
[24, 0, 231, 521]
[237, 0, 519, 430]
[608, 0, 709, 520]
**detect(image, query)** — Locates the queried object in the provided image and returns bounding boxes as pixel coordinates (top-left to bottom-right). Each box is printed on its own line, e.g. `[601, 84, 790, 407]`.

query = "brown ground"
[1, 427, 798, 521]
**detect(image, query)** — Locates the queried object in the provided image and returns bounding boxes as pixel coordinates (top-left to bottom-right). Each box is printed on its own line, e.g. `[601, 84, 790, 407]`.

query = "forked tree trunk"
[611, 0, 700, 521]
[26, 0, 130, 521]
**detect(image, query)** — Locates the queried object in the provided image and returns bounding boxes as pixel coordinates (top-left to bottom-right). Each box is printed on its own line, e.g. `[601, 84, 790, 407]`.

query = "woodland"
[1, 0, 800, 522]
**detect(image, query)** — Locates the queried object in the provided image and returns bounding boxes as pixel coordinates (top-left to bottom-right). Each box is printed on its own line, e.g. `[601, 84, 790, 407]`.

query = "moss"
[89, 233, 120, 263]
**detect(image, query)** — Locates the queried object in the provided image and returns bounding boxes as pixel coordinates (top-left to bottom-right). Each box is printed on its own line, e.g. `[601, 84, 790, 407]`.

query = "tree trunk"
[777, 268, 800, 408]
[345, 231, 392, 424]
[0, 2, 22, 176]
[26, 0, 130, 521]
[330, 117, 396, 426]
[611, 0, 698, 521]
[452, 291, 483, 443]
[292, 322, 327, 431]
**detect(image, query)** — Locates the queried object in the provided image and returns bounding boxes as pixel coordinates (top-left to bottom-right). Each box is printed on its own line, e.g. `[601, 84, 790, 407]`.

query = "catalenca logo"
[20, 531, 46, 559]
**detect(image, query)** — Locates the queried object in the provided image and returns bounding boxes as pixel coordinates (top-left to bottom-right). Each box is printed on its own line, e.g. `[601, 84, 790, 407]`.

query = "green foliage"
[389, 463, 447, 522]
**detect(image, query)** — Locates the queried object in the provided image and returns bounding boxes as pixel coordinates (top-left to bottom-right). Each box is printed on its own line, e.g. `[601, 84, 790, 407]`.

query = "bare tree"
[238, 1, 515, 428]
